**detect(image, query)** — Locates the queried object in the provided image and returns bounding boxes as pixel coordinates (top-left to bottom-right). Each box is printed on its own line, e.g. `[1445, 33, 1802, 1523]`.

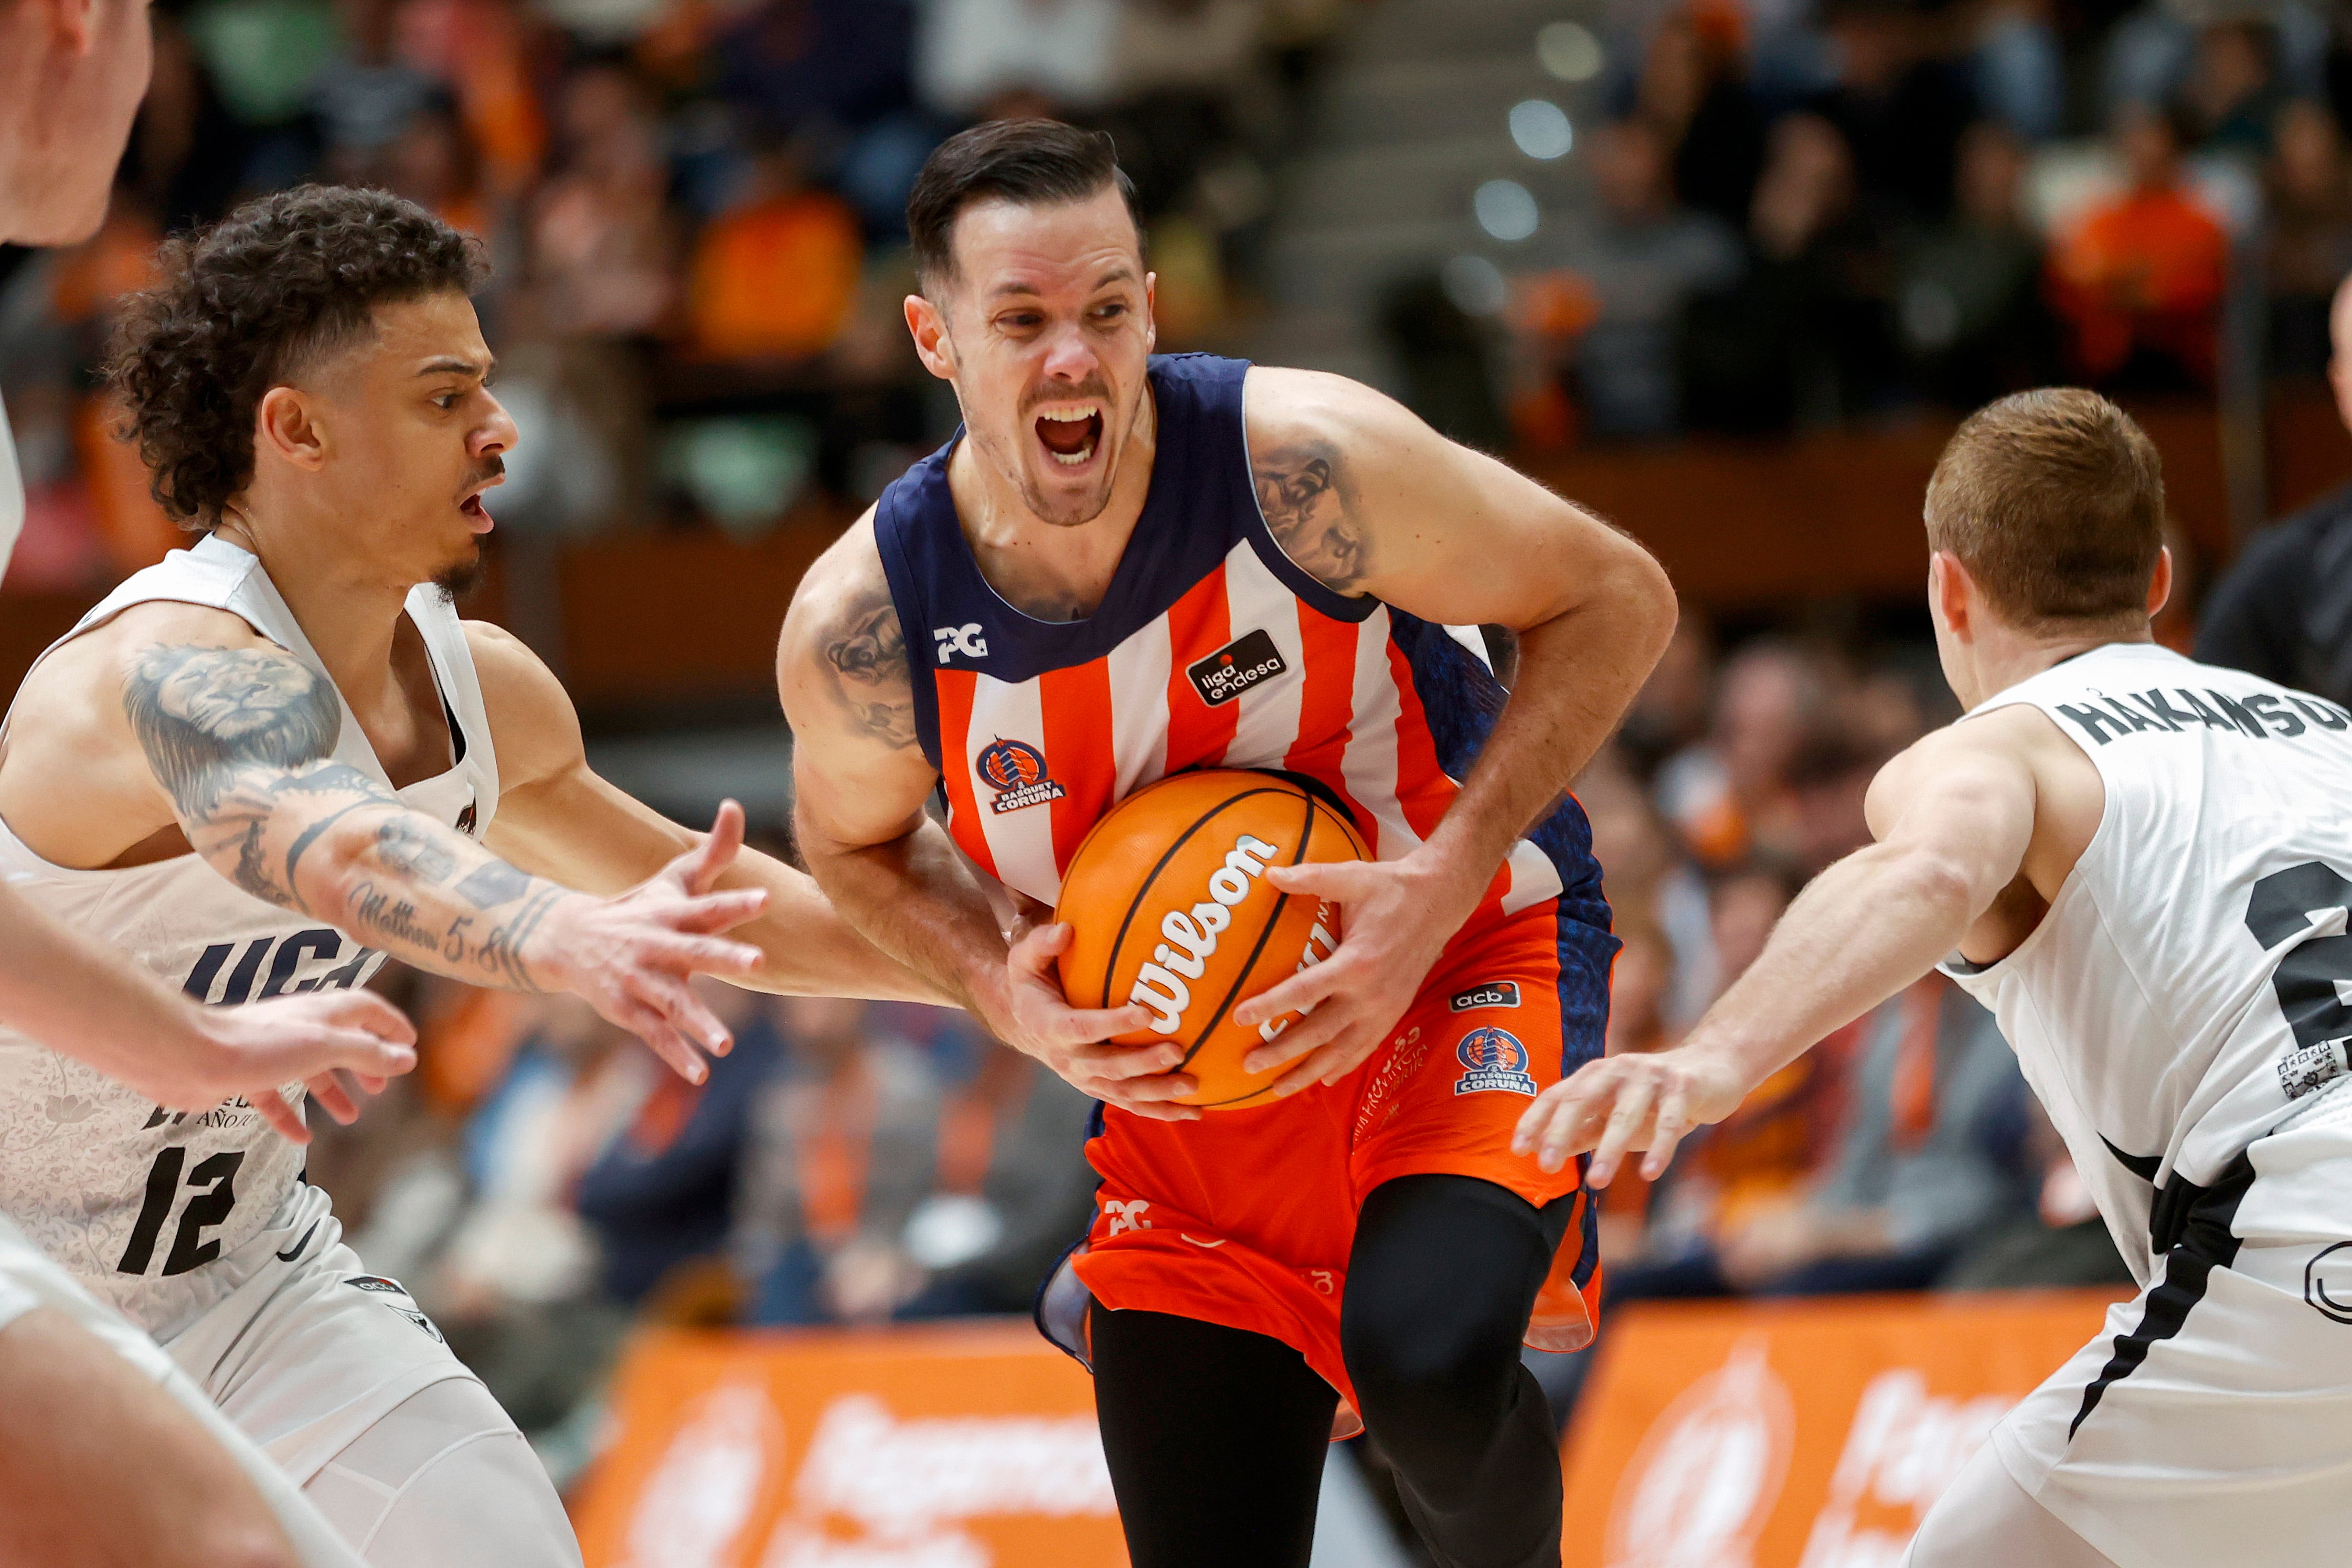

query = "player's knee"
[1339, 1272, 1525, 1466]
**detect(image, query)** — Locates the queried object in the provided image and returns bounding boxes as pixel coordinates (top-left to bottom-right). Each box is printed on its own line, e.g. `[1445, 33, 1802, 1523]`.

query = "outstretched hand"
[994, 923, 1200, 1121]
[530, 799, 769, 1082]
[1510, 1044, 1752, 1182]
[186, 988, 419, 1145]
[1228, 855, 1470, 1100]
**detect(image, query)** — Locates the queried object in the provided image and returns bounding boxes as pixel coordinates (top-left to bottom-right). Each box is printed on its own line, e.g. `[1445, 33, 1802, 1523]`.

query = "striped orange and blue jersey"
[872, 353, 1616, 1073]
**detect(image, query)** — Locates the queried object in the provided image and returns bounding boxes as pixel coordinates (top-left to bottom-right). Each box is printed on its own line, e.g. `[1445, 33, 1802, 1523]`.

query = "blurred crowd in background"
[6, 0, 2352, 589]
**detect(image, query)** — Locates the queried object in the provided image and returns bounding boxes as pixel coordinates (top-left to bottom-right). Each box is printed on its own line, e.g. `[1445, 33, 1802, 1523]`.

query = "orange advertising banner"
[571, 1319, 1128, 1568]
[1561, 1289, 2127, 1568]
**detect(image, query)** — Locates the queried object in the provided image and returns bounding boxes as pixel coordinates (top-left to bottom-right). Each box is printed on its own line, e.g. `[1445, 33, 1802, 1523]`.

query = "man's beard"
[433, 547, 486, 603]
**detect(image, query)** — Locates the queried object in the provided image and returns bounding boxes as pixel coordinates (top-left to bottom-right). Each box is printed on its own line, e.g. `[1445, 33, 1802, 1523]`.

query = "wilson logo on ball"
[1129, 833, 1281, 1034]
[1454, 1026, 1538, 1097]
[977, 739, 1066, 814]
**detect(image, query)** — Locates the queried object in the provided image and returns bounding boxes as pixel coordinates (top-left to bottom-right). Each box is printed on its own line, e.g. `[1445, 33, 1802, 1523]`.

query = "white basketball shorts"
[1960, 1082, 2352, 1566]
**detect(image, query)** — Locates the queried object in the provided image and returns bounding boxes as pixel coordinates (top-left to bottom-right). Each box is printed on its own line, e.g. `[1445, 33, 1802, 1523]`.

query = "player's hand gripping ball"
[1055, 770, 1369, 1108]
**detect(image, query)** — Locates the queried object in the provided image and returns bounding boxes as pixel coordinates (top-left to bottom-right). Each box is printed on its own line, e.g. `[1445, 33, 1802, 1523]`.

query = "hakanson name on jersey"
[2051, 686, 2351, 745]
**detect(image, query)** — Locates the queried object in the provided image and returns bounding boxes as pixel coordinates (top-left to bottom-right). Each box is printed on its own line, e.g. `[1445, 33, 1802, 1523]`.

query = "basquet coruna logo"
[1454, 1026, 1538, 1097]
[978, 738, 1067, 815]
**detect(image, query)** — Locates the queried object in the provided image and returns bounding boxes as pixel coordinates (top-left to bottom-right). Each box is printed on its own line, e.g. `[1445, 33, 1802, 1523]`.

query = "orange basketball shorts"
[1050, 896, 1615, 1425]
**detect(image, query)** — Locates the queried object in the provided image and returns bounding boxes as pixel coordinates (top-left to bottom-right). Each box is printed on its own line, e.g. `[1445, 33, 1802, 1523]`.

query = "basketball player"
[0, 184, 942, 1566]
[780, 120, 1676, 1566]
[1518, 388, 2352, 1567]
[2, 2, 416, 1563]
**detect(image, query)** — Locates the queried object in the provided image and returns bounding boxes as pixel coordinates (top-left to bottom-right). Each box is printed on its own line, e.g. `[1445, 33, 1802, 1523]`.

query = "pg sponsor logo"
[1450, 980, 1521, 1012]
[1454, 1025, 1538, 1096]
[977, 738, 1067, 814]
[1186, 629, 1289, 707]
[932, 622, 988, 664]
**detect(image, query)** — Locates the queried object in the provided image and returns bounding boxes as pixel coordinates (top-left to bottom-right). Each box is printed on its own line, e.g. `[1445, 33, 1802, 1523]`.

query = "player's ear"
[1144, 271, 1158, 354]
[254, 385, 326, 473]
[2147, 546, 2174, 618]
[904, 292, 955, 381]
[1930, 550, 1973, 641]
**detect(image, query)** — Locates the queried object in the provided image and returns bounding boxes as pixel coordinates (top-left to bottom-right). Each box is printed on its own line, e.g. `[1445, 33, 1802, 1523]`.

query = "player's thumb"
[326, 989, 419, 1048]
[1010, 921, 1072, 975]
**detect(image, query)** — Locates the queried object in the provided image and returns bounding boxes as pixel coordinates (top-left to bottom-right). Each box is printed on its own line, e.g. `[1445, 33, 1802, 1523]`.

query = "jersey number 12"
[116, 1147, 244, 1276]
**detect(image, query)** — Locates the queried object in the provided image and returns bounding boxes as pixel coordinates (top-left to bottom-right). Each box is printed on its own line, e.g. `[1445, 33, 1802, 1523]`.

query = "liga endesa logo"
[977, 738, 1067, 815]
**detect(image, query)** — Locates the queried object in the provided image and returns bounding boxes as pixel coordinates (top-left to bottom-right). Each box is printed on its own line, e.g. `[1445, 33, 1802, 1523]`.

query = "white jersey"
[0, 393, 24, 572]
[1940, 641, 2352, 1282]
[0, 532, 499, 1337]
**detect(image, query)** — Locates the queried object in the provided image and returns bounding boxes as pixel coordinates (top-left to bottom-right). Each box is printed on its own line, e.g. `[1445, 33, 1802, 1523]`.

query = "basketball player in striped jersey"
[1, 5, 416, 1564]
[781, 120, 1676, 1567]
[0, 186, 941, 1565]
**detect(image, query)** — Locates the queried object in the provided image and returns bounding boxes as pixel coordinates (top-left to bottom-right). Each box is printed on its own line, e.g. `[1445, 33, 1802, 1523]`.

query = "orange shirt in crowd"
[2046, 186, 2227, 382]
[685, 191, 864, 361]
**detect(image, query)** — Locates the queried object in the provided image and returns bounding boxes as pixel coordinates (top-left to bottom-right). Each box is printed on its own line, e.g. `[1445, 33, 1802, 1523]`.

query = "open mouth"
[1034, 403, 1103, 469]
[459, 492, 492, 530]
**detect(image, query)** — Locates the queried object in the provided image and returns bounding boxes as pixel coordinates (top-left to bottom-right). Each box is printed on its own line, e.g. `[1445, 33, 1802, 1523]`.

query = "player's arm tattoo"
[122, 642, 565, 989]
[815, 581, 918, 750]
[1254, 439, 1371, 594]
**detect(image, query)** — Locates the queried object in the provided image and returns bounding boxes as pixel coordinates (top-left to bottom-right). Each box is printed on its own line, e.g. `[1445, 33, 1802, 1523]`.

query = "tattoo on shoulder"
[123, 645, 345, 822]
[1253, 439, 1370, 594]
[816, 581, 917, 750]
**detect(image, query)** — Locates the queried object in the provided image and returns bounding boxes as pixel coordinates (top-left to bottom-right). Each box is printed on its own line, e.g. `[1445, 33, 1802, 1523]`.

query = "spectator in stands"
[733, 997, 942, 1326]
[1897, 121, 2063, 410]
[2266, 101, 2352, 378]
[1716, 977, 2029, 1294]
[2180, 16, 2284, 155]
[1972, 0, 2064, 144]
[1683, 113, 1900, 430]
[385, 91, 491, 240]
[2197, 268, 2352, 701]
[526, 63, 679, 338]
[1551, 119, 1743, 439]
[2046, 102, 2228, 391]
[574, 985, 783, 1307]
[314, 0, 438, 186]
[1805, 0, 1978, 225]
[1654, 638, 1832, 869]
[682, 131, 866, 362]
[1940, 1098, 2134, 1290]
[1634, 5, 1769, 234]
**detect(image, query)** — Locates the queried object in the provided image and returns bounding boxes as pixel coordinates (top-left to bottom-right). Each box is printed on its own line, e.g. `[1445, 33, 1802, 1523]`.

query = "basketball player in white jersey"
[1517, 388, 2352, 1566]
[0, 183, 941, 1565]
[1, 3, 423, 1564]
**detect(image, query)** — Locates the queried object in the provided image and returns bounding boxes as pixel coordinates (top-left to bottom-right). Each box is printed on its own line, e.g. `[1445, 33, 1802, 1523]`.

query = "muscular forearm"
[1686, 841, 1978, 1092]
[711, 849, 953, 1004]
[1424, 573, 1675, 887]
[0, 887, 215, 1072]
[794, 806, 1011, 1018]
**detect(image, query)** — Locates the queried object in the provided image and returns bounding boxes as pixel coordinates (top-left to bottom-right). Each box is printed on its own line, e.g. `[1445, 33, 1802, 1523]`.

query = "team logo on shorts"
[1186, 629, 1289, 707]
[977, 738, 1067, 814]
[344, 1275, 408, 1296]
[1450, 981, 1521, 1012]
[1454, 1026, 1538, 1096]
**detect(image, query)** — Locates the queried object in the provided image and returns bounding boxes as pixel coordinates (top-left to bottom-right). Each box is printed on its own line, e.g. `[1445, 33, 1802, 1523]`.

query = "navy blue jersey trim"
[871, 490, 946, 771]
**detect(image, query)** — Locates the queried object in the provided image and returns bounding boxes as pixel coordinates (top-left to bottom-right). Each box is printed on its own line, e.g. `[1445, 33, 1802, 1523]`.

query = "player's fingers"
[1047, 1002, 1154, 1047]
[1009, 922, 1073, 977]
[1089, 1067, 1198, 1102]
[1517, 1062, 1615, 1158]
[255, 1088, 310, 1145]
[611, 997, 709, 1083]
[676, 800, 747, 896]
[317, 989, 419, 1047]
[1105, 1096, 1202, 1122]
[1587, 1076, 1658, 1189]
[640, 930, 765, 978]
[1240, 996, 1345, 1072]
[664, 889, 768, 935]
[1642, 1078, 1695, 1180]
[635, 973, 735, 1058]
[1073, 1039, 1186, 1080]
[1263, 860, 1370, 901]
[1231, 959, 1347, 1031]
[307, 1073, 360, 1125]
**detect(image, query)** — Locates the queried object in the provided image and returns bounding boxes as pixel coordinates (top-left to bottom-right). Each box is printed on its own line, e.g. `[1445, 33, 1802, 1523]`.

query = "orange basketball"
[1055, 769, 1368, 1109]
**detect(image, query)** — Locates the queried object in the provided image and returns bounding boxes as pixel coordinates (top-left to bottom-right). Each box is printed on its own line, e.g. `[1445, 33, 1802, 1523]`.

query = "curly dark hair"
[105, 185, 488, 529]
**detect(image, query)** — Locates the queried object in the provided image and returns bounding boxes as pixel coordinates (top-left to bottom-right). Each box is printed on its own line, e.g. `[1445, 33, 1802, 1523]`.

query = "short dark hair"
[1923, 388, 2166, 627]
[905, 118, 1142, 293]
[105, 185, 487, 529]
